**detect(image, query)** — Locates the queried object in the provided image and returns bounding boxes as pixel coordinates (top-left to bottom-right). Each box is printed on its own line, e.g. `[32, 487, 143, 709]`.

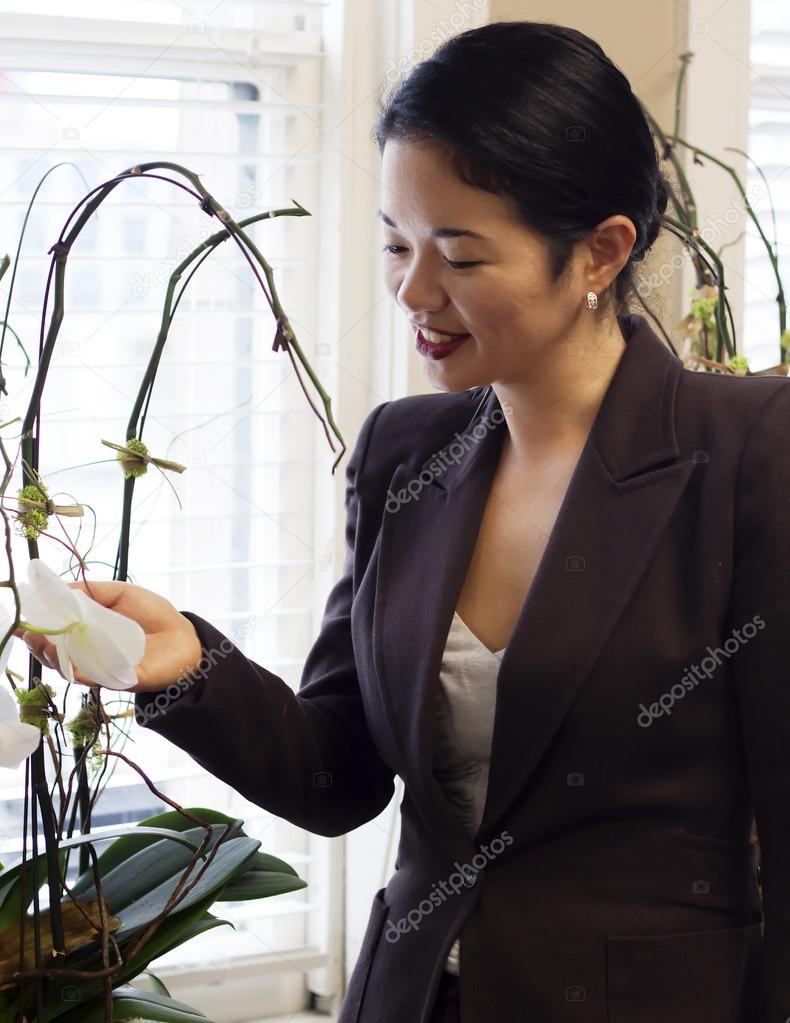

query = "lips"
[412, 324, 470, 344]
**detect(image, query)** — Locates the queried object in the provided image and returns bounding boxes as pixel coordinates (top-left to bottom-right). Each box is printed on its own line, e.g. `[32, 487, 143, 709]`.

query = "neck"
[493, 316, 628, 470]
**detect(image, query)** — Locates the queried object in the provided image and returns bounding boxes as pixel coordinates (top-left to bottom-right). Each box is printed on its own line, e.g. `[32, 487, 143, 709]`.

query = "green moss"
[726, 353, 750, 375]
[119, 437, 149, 479]
[17, 481, 50, 540]
[15, 681, 56, 736]
[65, 706, 95, 747]
[65, 705, 107, 770]
[690, 296, 718, 330]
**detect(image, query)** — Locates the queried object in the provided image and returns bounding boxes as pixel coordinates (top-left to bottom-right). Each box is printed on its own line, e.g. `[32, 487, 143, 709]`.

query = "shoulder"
[351, 387, 486, 503]
[674, 365, 790, 451]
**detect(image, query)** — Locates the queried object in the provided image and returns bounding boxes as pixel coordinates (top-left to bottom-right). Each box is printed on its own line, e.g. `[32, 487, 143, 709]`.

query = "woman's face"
[379, 137, 618, 393]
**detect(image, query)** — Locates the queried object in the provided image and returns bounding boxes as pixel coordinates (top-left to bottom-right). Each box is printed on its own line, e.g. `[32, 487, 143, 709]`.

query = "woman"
[19, 21, 790, 1023]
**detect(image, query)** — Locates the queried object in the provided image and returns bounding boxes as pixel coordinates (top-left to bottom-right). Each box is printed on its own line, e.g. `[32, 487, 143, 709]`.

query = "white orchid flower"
[18, 560, 145, 691]
[0, 610, 39, 769]
[0, 686, 41, 769]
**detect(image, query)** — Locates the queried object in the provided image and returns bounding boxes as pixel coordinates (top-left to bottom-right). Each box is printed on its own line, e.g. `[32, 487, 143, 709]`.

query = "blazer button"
[462, 868, 478, 888]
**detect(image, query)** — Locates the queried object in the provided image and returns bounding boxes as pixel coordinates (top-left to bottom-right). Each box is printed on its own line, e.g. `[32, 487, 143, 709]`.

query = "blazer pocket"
[607, 920, 762, 1023]
[342, 886, 390, 1023]
[676, 831, 762, 915]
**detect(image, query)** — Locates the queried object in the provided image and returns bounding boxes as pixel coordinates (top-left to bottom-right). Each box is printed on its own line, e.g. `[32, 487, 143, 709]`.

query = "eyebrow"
[377, 209, 488, 240]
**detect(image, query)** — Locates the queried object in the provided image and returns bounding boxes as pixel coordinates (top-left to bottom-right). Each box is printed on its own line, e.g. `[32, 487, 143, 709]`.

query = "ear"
[585, 215, 638, 292]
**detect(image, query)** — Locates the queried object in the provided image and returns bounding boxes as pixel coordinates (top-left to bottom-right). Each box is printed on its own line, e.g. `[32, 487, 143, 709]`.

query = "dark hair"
[372, 21, 669, 320]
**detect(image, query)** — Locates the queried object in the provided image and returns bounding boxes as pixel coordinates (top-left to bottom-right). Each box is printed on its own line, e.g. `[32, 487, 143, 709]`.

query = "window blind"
[747, 0, 790, 370]
[0, 1, 340, 1016]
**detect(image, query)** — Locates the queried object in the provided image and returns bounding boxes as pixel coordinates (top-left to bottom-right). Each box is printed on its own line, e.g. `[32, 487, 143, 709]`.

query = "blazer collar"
[428, 312, 683, 496]
[372, 313, 696, 865]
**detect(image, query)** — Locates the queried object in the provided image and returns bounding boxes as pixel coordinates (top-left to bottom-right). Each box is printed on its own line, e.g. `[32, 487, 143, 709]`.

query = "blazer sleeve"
[133, 401, 396, 838]
[724, 382, 790, 1020]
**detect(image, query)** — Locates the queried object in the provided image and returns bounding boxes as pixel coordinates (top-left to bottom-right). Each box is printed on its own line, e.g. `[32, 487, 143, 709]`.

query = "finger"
[20, 631, 52, 662]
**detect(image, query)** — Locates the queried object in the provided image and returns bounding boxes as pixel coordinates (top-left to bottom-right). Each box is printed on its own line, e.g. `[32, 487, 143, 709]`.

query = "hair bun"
[632, 172, 669, 262]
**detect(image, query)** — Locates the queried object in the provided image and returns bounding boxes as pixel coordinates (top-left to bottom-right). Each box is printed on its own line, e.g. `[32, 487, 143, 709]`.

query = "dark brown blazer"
[135, 313, 790, 1023]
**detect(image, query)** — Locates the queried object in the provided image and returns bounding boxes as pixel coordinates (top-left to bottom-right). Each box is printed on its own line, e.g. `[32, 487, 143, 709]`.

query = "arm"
[725, 383, 790, 1021]
[134, 402, 396, 838]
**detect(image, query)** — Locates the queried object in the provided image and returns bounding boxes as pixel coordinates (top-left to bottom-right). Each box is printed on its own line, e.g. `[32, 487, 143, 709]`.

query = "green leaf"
[109, 837, 260, 942]
[217, 869, 307, 902]
[137, 969, 171, 998]
[70, 810, 245, 886]
[0, 850, 68, 933]
[70, 824, 244, 904]
[211, 849, 306, 902]
[29, 832, 254, 1020]
[59, 984, 214, 1022]
[0, 827, 201, 892]
[41, 894, 228, 1021]
[234, 850, 301, 878]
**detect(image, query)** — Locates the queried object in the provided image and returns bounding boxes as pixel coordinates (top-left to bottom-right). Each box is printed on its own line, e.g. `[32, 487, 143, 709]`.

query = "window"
[747, 0, 790, 371]
[0, 2, 344, 1018]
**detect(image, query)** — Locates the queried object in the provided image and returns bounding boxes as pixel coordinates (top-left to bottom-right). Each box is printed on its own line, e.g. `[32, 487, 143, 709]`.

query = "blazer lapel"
[372, 314, 698, 860]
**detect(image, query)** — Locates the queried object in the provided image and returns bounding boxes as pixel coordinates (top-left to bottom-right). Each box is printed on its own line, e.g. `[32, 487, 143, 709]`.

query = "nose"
[394, 254, 449, 319]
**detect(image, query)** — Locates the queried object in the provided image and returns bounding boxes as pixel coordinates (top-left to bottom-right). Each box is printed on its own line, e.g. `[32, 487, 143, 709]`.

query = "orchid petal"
[27, 559, 82, 619]
[0, 635, 14, 676]
[65, 622, 139, 691]
[53, 634, 74, 683]
[0, 689, 40, 768]
[72, 590, 145, 665]
[0, 606, 14, 675]
[0, 685, 18, 722]
[18, 564, 79, 633]
[97, 665, 138, 691]
[17, 580, 68, 632]
[0, 718, 41, 768]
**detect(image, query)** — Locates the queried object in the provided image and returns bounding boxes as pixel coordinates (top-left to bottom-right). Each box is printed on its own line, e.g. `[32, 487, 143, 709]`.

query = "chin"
[426, 369, 490, 395]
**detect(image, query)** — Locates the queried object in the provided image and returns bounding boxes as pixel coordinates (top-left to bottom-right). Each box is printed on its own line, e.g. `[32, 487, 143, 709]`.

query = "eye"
[443, 258, 482, 270]
[381, 245, 481, 271]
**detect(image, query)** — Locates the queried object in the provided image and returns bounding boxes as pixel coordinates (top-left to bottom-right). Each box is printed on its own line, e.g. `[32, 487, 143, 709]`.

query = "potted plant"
[0, 161, 343, 1022]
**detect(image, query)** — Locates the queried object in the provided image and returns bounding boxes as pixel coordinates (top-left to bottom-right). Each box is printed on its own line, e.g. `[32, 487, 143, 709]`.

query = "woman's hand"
[15, 580, 202, 694]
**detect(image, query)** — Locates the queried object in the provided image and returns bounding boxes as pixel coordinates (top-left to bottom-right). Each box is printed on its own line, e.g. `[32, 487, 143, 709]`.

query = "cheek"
[480, 269, 548, 319]
[453, 277, 521, 329]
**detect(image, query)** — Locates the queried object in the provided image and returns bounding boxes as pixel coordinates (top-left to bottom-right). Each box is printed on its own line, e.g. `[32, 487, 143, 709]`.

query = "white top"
[432, 610, 506, 976]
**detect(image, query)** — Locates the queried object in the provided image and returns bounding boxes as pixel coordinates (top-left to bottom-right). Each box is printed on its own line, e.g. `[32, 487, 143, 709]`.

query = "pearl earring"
[586, 291, 598, 311]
